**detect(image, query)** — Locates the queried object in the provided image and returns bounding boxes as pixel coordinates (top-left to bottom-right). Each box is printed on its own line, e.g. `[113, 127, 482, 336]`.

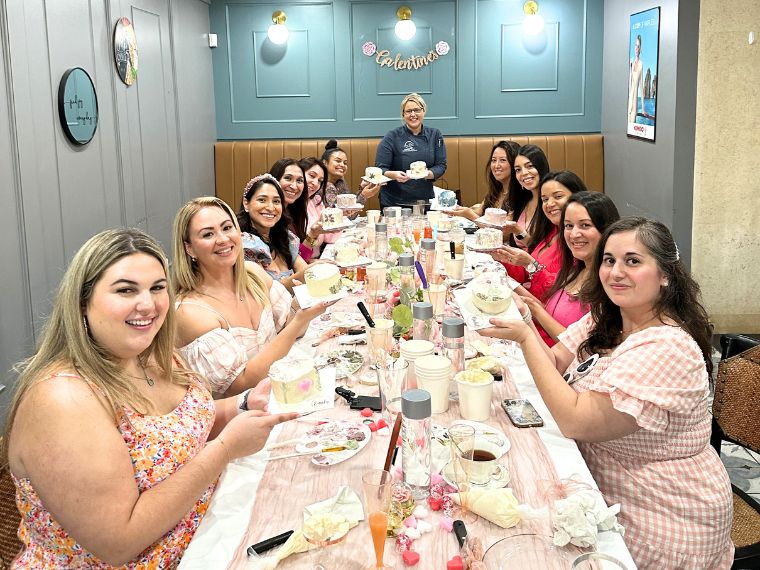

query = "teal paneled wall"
[210, 0, 603, 139]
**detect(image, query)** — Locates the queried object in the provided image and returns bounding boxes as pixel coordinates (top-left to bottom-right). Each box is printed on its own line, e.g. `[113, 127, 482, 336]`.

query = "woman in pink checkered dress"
[482, 217, 733, 569]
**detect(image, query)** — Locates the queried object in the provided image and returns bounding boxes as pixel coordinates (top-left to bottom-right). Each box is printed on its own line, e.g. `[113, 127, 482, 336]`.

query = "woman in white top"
[171, 197, 330, 397]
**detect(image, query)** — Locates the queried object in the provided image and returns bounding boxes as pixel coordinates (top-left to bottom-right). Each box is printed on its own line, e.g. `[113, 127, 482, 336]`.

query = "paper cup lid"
[401, 389, 431, 419]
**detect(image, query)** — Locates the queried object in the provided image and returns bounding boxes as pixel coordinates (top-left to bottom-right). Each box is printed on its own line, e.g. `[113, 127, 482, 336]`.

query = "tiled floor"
[721, 442, 760, 503]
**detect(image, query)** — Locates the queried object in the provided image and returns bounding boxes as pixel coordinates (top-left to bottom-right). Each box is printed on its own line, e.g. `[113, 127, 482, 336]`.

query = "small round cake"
[336, 194, 357, 209]
[365, 166, 383, 182]
[335, 242, 360, 265]
[321, 207, 344, 228]
[269, 355, 321, 405]
[474, 227, 502, 249]
[437, 216, 455, 233]
[484, 208, 508, 225]
[410, 161, 427, 177]
[438, 190, 457, 208]
[305, 264, 342, 297]
[471, 281, 512, 314]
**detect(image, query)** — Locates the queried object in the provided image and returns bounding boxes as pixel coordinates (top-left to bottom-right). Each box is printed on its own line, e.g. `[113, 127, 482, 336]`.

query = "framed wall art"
[114, 17, 138, 86]
[627, 7, 660, 141]
[58, 67, 98, 145]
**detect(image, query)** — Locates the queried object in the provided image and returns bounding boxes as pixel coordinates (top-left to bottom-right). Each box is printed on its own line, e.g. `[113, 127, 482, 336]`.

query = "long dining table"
[179, 240, 636, 569]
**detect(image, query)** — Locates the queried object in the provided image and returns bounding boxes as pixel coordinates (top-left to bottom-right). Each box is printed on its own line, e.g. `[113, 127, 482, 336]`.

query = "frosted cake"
[474, 227, 502, 249]
[269, 355, 321, 405]
[484, 208, 507, 225]
[305, 264, 342, 297]
[321, 207, 344, 228]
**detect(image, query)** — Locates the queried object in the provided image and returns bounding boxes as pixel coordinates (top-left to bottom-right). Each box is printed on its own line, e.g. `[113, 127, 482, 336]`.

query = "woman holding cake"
[174, 195, 330, 397]
[480, 218, 734, 568]
[2, 228, 297, 567]
[519, 192, 620, 346]
[505, 144, 551, 248]
[321, 140, 381, 209]
[448, 140, 520, 221]
[298, 156, 340, 260]
[375, 93, 447, 209]
[492, 170, 586, 302]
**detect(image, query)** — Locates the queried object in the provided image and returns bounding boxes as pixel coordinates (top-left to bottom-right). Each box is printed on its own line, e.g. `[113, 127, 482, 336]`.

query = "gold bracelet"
[216, 436, 232, 463]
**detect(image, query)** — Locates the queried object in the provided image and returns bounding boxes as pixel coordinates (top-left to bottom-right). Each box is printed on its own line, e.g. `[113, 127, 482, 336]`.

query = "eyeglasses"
[404, 108, 423, 116]
[562, 354, 599, 385]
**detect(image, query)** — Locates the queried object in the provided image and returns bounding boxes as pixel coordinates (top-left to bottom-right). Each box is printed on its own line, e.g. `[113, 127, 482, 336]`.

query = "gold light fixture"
[523, 1, 545, 35]
[395, 6, 416, 40]
[267, 10, 289, 45]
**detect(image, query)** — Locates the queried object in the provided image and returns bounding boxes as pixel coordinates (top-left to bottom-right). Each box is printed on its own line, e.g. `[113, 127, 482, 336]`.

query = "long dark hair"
[482, 141, 520, 211]
[299, 156, 327, 206]
[237, 176, 294, 269]
[546, 192, 620, 300]
[528, 170, 588, 251]
[269, 158, 308, 242]
[578, 217, 714, 375]
[321, 139, 347, 174]
[506, 144, 550, 244]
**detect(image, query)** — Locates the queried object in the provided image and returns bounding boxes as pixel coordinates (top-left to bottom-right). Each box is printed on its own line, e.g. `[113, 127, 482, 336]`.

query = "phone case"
[502, 399, 544, 427]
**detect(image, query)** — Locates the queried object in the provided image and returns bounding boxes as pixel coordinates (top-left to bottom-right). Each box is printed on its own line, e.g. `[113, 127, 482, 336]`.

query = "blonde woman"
[375, 92, 447, 209]
[172, 197, 330, 397]
[2, 228, 296, 568]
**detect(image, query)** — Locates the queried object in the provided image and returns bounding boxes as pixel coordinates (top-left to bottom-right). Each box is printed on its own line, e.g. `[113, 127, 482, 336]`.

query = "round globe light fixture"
[522, 1, 545, 35]
[268, 10, 289, 45]
[395, 6, 416, 41]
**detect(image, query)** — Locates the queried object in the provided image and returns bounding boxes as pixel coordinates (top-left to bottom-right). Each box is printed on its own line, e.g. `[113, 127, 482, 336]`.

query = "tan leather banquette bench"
[215, 134, 604, 212]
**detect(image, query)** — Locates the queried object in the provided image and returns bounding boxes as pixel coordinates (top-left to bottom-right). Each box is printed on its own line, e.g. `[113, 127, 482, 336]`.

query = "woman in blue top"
[375, 93, 447, 209]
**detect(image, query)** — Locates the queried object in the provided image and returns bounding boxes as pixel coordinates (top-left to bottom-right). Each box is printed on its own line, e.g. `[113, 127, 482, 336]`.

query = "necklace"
[620, 317, 660, 338]
[139, 361, 155, 387]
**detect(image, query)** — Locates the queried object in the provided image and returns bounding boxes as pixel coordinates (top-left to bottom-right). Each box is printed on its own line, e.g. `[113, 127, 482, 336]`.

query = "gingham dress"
[559, 314, 734, 569]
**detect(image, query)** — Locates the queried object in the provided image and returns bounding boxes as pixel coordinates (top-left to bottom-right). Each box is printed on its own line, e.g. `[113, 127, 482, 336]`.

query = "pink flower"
[298, 379, 312, 392]
[435, 41, 450, 56]
[362, 42, 377, 57]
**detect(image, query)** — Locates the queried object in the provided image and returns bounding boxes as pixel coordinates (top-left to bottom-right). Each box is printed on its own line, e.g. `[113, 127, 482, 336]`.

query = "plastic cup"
[456, 374, 494, 421]
[444, 254, 465, 280]
[423, 283, 448, 320]
[368, 318, 394, 363]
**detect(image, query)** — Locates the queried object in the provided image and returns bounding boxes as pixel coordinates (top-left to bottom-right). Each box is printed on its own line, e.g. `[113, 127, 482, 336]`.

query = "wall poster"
[627, 7, 660, 141]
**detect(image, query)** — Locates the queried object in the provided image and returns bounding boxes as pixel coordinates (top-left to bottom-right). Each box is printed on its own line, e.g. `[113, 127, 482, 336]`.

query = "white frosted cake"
[335, 242, 360, 265]
[474, 227, 502, 249]
[365, 166, 383, 182]
[336, 194, 357, 208]
[269, 355, 321, 405]
[410, 161, 427, 177]
[321, 208, 344, 228]
[437, 216, 455, 233]
[484, 208, 508, 225]
[438, 190, 457, 208]
[305, 264, 342, 297]
[471, 281, 512, 314]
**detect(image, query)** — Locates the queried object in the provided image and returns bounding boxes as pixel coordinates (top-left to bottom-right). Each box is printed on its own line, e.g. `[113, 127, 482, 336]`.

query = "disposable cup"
[444, 254, 465, 280]
[414, 355, 452, 413]
[456, 375, 494, 421]
[400, 340, 435, 389]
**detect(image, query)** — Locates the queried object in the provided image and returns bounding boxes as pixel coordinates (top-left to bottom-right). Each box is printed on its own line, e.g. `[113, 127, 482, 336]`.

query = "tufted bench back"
[214, 134, 604, 212]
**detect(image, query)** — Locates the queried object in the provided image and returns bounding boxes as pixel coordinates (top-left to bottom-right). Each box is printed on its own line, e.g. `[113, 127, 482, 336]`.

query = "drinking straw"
[357, 301, 375, 328]
[415, 260, 428, 290]
[449, 241, 456, 260]
[383, 412, 403, 472]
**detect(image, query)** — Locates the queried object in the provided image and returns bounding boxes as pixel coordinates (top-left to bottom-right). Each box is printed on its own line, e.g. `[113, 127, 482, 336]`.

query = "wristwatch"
[526, 259, 543, 277]
[237, 388, 252, 413]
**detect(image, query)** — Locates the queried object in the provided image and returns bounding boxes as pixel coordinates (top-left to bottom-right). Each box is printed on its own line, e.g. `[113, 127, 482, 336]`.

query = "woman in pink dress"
[298, 156, 340, 259]
[482, 217, 734, 569]
[2, 228, 297, 568]
[493, 170, 586, 301]
[519, 191, 620, 346]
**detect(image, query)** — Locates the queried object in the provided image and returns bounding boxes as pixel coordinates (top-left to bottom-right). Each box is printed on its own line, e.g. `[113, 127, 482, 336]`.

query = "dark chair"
[711, 334, 760, 569]
[0, 465, 22, 569]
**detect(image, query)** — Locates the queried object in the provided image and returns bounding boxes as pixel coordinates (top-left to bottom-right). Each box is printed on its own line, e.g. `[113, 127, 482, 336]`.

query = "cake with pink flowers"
[269, 355, 321, 405]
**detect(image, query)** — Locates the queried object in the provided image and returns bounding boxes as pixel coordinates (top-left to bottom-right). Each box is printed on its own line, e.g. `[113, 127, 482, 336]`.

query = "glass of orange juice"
[362, 469, 395, 569]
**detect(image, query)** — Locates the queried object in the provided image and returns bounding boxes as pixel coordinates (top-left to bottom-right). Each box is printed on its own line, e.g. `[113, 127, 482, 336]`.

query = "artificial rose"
[435, 41, 450, 56]
[362, 41, 376, 56]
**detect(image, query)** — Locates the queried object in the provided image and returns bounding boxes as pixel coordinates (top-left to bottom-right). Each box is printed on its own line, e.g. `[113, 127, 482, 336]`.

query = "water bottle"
[375, 222, 388, 262]
[442, 317, 465, 401]
[401, 389, 432, 500]
[398, 253, 416, 307]
[412, 302, 434, 342]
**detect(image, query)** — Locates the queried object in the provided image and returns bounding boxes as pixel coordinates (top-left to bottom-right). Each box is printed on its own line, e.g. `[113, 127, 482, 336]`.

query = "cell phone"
[501, 398, 544, 428]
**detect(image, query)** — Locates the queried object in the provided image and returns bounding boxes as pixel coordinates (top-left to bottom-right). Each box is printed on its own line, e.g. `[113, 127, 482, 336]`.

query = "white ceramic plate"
[449, 419, 511, 453]
[328, 311, 366, 328]
[322, 220, 355, 233]
[295, 420, 372, 466]
[474, 216, 508, 229]
[406, 169, 428, 180]
[322, 349, 364, 379]
[293, 284, 349, 309]
[336, 204, 365, 212]
[361, 174, 392, 185]
[336, 255, 373, 269]
[442, 459, 510, 490]
[466, 243, 501, 252]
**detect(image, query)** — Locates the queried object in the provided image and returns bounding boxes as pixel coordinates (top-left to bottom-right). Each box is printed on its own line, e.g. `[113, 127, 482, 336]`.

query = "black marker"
[357, 301, 375, 328]
[247, 530, 294, 555]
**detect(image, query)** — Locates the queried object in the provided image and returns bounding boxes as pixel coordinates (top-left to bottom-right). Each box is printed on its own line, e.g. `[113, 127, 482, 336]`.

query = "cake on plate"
[305, 264, 343, 297]
[321, 207, 344, 228]
[410, 161, 427, 177]
[365, 166, 383, 182]
[336, 194, 357, 209]
[335, 241, 360, 265]
[269, 355, 321, 405]
[471, 279, 513, 314]
[437, 216, 455, 233]
[484, 208, 507, 225]
[438, 190, 457, 208]
[474, 227, 502, 249]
